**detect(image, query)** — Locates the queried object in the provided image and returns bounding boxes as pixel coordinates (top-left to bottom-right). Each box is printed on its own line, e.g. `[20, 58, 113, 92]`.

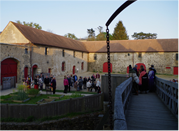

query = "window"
[82, 52, 83, 58]
[138, 53, 142, 58]
[25, 48, 28, 54]
[176, 54, 178, 61]
[62, 50, 65, 57]
[128, 53, 130, 56]
[94, 54, 97, 60]
[81, 62, 84, 70]
[73, 51, 75, 58]
[62, 62, 65, 71]
[45, 47, 48, 55]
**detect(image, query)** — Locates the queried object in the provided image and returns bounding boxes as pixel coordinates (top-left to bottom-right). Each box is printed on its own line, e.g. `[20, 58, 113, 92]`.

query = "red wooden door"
[1, 58, 17, 84]
[32, 65, 37, 80]
[103, 62, 112, 72]
[81, 62, 83, 70]
[173, 67, 178, 75]
[48, 68, 51, 73]
[73, 66, 75, 74]
[24, 67, 28, 79]
[136, 63, 146, 71]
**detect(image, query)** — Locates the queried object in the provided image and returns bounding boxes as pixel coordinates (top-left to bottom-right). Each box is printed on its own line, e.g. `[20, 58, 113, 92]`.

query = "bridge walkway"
[126, 92, 178, 130]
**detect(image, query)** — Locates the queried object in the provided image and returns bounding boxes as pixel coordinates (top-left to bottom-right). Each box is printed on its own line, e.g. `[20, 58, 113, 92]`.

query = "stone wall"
[31, 44, 88, 76]
[88, 52, 178, 74]
[0, 43, 30, 84]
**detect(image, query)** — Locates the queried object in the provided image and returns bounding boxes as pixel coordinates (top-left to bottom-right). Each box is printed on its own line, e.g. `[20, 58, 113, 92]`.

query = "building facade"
[0, 21, 178, 85]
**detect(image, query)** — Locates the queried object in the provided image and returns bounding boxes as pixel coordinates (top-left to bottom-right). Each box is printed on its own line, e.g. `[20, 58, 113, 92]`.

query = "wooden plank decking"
[126, 92, 178, 130]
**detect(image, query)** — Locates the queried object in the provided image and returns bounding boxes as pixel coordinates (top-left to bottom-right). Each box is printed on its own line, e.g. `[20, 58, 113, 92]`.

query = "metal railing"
[113, 77, 132, 130]
[155, 77, 178, 119]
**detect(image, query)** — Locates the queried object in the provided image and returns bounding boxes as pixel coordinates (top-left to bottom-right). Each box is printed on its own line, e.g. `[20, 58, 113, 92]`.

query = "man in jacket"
[78, 76, 83, 90]
[44, 75, 50, 90]
[67, 75, 71, 92]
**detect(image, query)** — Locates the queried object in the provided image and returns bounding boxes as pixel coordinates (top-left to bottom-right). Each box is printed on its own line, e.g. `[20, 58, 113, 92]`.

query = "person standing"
[83, 77, 87, 89]
[44, 75, 50, 90]
[86, 80, 92, 92]
[74, 81, 78, 91]
[151, 65, 156, 79]
[133, 65, 139, 76]
[96, 72, 100, 79]
[34, 76, 39, 89]
[91, 75, 95, 91]
[148, 67, 155, 92]
[40, 73, 44, 89]
[139, 68, 148, 93]
[67, 75, 71, 92]
[63, 76, 69, 93]
[26, 75, 32, 89]
[51, 77, 56, 94]
[87, 76, 91, 82]
[96, 79, 101, 93]
[39, 77, 43, 91]
[71, 74, 74, 87]
[78, 76, 83, 90]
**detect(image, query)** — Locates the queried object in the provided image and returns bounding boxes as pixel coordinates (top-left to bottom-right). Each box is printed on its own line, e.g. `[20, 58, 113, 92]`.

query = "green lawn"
[0, 93, 84, 104]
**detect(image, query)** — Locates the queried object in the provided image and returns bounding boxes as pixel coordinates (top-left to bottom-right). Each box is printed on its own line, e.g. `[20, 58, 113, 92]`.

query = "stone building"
[0, 21, 178, 85]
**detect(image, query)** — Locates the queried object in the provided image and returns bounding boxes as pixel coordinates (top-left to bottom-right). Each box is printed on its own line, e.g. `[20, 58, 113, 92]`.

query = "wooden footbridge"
[114, 77, 178, 130]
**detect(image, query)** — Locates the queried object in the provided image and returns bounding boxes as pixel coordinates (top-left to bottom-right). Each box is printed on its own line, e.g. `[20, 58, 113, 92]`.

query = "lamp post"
[105, 0, 137, 129]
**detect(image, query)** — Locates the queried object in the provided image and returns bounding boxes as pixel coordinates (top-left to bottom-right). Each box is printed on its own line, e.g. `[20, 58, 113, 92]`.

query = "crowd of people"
[63, 72, 101, 94]
[23, 73, 57, 94]
[129, 64, 156, 95]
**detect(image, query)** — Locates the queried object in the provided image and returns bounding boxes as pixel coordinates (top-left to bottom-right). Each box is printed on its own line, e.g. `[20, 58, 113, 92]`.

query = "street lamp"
[105, 0, 137, 129]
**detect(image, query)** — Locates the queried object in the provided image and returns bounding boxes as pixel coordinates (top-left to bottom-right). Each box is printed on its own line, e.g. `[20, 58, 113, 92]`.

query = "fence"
[113, 77, 132, 130]
[101, 74, 128, 101]
[1, 93, 104, 119]
[155, 77, 178, 119]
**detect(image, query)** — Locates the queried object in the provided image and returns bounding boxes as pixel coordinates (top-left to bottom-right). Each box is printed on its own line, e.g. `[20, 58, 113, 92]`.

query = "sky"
[0, 0, 178, 40]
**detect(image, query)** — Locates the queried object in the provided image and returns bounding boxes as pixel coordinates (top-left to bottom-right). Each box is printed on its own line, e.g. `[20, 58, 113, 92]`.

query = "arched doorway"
[127, 63, 146, 73]
[136, 63, 146, 71]
[1, 58, 17, 84]
[32, 65, 38, 80]
[73, 66, 75, 74]
[24, 67, 28, 79]
[103, 62, 112, 72]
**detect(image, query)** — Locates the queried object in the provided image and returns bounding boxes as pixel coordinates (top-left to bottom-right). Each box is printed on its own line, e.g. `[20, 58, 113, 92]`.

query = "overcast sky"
[0, 0, 178, 40]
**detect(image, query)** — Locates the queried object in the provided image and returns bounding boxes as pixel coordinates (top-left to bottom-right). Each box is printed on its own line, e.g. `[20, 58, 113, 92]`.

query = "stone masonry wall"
[88, 52, 178, 74]
[0, 44, 30, 84]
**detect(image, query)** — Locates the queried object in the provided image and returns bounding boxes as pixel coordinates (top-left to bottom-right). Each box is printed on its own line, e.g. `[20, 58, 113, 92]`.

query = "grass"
[0, 93, 84, 104]
[0, 95, 12, 100]
[41, 89, 97, 94]
[1, 109, 103, 122]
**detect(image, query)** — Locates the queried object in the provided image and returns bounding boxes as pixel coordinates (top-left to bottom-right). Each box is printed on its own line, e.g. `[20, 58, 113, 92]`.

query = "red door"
[1, 58, 17, 84]
[24, 67, 28, 79]
[81, 62, 84, 70]
[32, 65, 37, 80]
[136, 63, 146, 71]
[73, 66, 75, 74]
[173, 67, 178, 75]
[48, 68, 51, 73]
[103, 62, 112, 72]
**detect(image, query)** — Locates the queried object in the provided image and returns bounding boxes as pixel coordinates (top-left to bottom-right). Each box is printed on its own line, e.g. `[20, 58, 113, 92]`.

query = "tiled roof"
[12, 22, 88, 52]
[11, 21, 178, 53]
[83, 39, 178, 53]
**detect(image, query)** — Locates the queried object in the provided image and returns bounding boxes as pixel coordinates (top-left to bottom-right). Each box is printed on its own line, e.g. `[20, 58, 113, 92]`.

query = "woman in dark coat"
[51, 77, 56, 94]
[34, 76, 39, 89]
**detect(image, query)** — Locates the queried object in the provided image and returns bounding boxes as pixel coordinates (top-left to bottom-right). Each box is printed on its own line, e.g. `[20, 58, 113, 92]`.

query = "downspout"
[133, 52, 134, 67]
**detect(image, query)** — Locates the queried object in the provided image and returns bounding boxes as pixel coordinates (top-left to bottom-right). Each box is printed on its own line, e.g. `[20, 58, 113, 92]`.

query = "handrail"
[155, 76, 178, 119]
[113, 77, 132, 130]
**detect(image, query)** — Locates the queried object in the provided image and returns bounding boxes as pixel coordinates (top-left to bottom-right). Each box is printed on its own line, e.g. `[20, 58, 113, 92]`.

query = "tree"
[132, 32, 157, 39]
[87, 28, 95, 41]
[16, 20, 42, 29]
[112, 21, 129, 40]
[64, 33, 78, 40]
[95, 26, 113, 41]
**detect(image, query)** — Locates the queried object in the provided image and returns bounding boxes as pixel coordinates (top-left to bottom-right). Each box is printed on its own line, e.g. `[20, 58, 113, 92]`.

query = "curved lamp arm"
[105, 0, 137, 27]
